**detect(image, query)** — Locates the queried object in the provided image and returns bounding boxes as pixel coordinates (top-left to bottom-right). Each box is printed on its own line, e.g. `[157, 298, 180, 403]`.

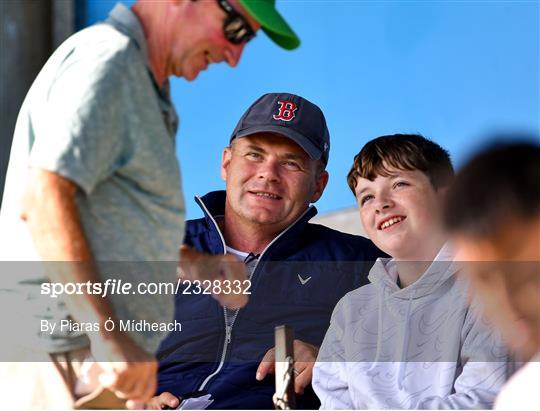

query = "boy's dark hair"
[444, 139, 540, 238]
[347, 134, 454, 194]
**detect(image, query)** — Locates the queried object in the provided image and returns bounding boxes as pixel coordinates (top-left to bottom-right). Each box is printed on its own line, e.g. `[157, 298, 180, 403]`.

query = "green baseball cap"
[238, 0, 300, 50]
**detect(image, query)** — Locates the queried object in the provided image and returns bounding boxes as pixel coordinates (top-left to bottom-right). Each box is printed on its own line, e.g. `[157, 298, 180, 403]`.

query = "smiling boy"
[312, 134, 510, 409]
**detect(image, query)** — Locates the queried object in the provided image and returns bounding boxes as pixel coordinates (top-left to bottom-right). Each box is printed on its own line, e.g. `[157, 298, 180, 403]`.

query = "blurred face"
[354, 167, 446, 260]
[454, 215, 540, 358]
[169, 0, 260, 81]
[221, 133, 328, 232]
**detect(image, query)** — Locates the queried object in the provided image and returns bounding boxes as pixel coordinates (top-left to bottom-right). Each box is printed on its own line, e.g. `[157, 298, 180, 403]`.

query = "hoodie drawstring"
[397, 292, 414, 390]
[367, 285, 385, 376]
[365, 279, 415, 390]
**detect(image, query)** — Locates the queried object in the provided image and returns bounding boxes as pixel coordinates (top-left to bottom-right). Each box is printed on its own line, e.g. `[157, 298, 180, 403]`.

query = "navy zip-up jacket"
[157, 191, 384, 409]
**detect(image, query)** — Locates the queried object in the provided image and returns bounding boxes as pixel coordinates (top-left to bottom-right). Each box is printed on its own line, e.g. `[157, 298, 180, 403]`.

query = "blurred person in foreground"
[0, 0, 300, 409]
[444, 139, 540, 410]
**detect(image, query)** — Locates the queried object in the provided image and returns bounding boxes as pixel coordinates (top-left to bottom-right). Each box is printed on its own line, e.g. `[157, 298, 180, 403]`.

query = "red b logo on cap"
[273, 100, 297, 122]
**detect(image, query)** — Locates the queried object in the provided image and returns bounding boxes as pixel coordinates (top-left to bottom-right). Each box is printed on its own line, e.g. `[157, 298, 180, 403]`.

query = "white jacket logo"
[297, 274, 312, 285]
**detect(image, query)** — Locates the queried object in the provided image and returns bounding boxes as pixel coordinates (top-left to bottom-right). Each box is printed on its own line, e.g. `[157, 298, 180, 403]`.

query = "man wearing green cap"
[0, 0, 299, 409]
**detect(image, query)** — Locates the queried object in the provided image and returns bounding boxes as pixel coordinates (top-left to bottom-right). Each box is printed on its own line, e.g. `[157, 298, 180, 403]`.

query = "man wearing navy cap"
[149, 93, 384, 409]
[0, 1, 300, 409]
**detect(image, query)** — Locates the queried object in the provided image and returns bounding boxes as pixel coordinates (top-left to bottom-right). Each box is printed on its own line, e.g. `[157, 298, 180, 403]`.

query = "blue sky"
[86, 1, 539, 219]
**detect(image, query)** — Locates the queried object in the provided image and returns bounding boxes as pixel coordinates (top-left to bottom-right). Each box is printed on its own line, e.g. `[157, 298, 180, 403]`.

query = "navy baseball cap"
[230, 93, 330, 164]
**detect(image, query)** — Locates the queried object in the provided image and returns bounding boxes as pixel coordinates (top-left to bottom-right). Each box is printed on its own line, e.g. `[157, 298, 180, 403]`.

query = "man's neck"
[223, 225, 278, 255]
[219, 216, 284, 255]
[132, 3, 169, 88]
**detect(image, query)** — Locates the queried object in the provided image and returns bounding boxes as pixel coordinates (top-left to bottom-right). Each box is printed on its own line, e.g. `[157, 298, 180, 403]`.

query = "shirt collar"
[105, 3, 178, 136]
[105, 3, 150, 69]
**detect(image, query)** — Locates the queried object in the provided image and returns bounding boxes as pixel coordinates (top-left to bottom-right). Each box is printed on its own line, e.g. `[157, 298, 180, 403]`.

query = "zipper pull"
[225, 325, 232, 344]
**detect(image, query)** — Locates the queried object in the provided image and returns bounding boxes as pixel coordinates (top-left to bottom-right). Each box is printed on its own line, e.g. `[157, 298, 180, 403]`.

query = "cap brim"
[239, 0, 300, 50]
[234, 125, 322, 161]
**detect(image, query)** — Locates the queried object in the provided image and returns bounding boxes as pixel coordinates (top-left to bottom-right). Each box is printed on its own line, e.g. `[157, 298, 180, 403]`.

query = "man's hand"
[178, 245, 249, 309]
[256, 339, 319, 394]
[140, 392, 180, 410]
[89, 330, 157, 407]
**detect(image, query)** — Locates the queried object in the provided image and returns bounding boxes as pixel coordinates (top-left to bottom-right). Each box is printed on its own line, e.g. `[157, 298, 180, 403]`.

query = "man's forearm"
[22, 169, 159, 404]
[22, 168, 116, 326]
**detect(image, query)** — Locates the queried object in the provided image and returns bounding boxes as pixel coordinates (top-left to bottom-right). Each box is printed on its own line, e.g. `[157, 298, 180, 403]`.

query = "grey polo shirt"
[0, 3, 184, 354]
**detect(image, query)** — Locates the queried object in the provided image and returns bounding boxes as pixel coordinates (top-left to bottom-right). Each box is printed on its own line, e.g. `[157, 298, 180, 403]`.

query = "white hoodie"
[313, 245, 511, 409]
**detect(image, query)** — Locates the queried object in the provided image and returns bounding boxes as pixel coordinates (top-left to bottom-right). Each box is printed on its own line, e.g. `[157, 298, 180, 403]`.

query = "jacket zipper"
[196, 197, 313, 391]
[198, 310, 235, 391]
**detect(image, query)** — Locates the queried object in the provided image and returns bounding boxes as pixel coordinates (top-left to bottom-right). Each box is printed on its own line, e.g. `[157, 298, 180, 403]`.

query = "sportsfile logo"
[272, 100, 297, 122]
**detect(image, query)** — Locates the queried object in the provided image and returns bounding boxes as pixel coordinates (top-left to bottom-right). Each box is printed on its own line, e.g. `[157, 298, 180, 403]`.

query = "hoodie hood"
[368, 242, 457, 300]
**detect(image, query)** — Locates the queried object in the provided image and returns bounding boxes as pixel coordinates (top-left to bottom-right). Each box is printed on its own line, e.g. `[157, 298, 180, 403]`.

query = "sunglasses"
[217, 0, 256, 44]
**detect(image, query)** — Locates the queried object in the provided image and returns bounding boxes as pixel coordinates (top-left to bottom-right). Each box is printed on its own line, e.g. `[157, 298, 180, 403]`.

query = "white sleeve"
[312, 298, 355, 409]
[415, 305, 512, 409]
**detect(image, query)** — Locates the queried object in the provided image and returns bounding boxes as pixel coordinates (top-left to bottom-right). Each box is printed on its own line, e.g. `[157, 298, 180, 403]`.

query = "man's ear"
[310, 170, 329, 203]
[221, 147, 233, 182]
